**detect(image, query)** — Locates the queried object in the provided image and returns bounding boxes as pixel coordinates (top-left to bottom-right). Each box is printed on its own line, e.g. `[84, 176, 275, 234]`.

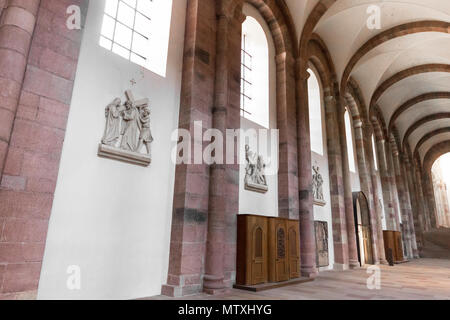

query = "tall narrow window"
[308, 69, 324, 155]
[372, 134, 378, 171]
[345, 110, 356, 173]
[99, 0, 172, 77]
[241, 33, 253, 118]
[240, 16, 269, 128]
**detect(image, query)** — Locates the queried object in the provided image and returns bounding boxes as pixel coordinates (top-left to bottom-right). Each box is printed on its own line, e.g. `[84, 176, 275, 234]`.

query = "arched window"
[241, 16, 269, 128]
[344, 109, 356, 172]
[99, 0, 173, 77]
[308, 69, 324, 155]
[372, 134, 378, 171]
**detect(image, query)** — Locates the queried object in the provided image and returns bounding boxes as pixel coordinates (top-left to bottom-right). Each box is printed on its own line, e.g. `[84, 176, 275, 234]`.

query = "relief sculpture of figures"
[102, 98, 122, 146]
[313, 165, 326, 206]
[244, 144, 268, 193]
[98, 90, 153, 167]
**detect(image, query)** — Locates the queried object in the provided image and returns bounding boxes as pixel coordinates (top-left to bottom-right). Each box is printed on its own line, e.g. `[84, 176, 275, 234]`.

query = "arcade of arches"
[0, 0, 450, 300]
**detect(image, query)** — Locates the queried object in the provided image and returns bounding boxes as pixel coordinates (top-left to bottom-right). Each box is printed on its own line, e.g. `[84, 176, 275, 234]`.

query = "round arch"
[341, 21, 450, 95]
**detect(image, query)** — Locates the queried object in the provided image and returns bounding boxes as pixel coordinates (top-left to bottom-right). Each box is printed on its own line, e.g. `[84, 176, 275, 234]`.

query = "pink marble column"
[391, 145, 414, 258]
[296, 67, 318, 277]
[203, 12, 229, 294]
[0, 0, 40, 178]
[415, 166, 431, 232]
[402, 158, 420, 258]
[353, 120, 380, 264]
[323, 90, 350, 269]
[375, 138, 398, 231]
[337, 107, 359, 268]
[365, 132, 387, 264]
[386, 142, 402, 231]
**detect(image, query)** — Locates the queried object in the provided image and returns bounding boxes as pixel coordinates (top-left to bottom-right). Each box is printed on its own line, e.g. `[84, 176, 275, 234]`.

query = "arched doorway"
[353, 192, 374, 265]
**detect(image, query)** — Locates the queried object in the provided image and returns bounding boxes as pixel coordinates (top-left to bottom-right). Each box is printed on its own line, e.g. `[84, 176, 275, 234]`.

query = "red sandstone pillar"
[203, 11, 229, 294]
[386, 143, 402, 231]
[337, 106, 359, 268]
[391, 145, 414, 258]
[323, 91, 350, 269]
[353, 120, 380, 264]
[296, 67, 318, 277]
[366, 131, 387, 264]
[0, 0, 40, 178]
[403, 158, 419, 258]
[375, 138, 398, 231]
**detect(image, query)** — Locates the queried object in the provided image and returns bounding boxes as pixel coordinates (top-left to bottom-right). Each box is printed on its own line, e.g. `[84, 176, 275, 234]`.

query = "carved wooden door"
[362, 226, 373, 265]
[275, 222, 289, 282]
[251, 225, 267, 285]
[287, 221, 300, 279]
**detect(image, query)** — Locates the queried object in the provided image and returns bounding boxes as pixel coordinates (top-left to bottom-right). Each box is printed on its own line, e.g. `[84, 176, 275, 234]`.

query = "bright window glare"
[99, 0, 173, 77]
[308, 69, 323, 156]
[240, 16, 269, 128]
[345, 110, 356, 173]
[438, 153, 450, 187]
[372, 134, 378, 171]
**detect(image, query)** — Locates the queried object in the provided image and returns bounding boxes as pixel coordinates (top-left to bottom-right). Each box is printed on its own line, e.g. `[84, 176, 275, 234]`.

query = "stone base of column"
[333, 263, 349, 271]
[301, 267, 319, 278]
[203, 274, 227, 295]
[161, 284, 202, 298]
[349, 259, 361, 269]
[379, 258, 389, 265]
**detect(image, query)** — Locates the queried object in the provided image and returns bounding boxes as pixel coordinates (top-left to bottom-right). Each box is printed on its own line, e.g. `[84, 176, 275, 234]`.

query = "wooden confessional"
[236, 215, 300, 287]
[383, 230, 405, 263]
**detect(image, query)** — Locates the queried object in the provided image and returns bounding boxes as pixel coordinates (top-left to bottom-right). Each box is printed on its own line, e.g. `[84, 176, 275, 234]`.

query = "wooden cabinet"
[236, 215, 268, 286]
[236, 215, 300, 286]
[383, 230, 404, 262]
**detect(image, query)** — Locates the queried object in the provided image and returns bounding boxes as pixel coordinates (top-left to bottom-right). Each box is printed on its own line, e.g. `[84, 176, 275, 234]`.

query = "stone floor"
[150, 259, 450, 300]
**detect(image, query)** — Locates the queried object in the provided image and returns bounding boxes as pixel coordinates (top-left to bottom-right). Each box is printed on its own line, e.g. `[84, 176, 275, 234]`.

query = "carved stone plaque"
[98, 90, 153, 167]
[244, 145, 268, 193]
[315, 221, 329, 267]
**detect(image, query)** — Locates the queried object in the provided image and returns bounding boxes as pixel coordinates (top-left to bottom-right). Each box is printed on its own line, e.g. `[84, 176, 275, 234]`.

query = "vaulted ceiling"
[285, 0, 450, 163]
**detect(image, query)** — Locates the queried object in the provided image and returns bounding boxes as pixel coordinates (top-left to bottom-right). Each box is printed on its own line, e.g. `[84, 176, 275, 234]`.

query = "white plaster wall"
[239, 118, 279, 217]
[239, 4, 278, 218]
[38, 0, 186, 300]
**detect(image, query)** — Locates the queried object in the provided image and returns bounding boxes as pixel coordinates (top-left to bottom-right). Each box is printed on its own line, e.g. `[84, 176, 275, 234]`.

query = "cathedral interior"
[0, 0, 449, 300]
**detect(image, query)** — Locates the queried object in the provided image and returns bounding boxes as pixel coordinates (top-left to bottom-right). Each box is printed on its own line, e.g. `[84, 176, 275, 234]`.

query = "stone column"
[386, 143, 402, 231]
[296, 67, 318, 277]
[162, 0, 217, 297]
[415, 166, 430, 232]
[365, 131, 387, 264]
[337, 106, 359, 268]
[405, 159, 422, 254]
[0, 0, 40, 179]
[424, 172, 438, 229]
[323, 90, 350, 270]
[375, 138, 398, 231]
[391, 147, 414, 258]
[402, 158, 419, 258]
[353, 121, 380, 264]
[203, 11, 229, 294]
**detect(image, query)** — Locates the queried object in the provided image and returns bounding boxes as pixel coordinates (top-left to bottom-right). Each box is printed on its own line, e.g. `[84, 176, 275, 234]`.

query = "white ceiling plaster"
[396, 99, 450, 137]
[407, 119, 450, 151]
[420, 132, 450, 163]
[284, 0, 319, 43]
[378, 72, 450, 121]
[282, 0, 450, 151]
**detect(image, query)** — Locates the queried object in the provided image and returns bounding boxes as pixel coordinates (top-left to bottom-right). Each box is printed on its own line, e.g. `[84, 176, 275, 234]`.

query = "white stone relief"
[98, 90, 153, 167]
[313, 165, 326, 206]
[244, 145, 268, 193]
